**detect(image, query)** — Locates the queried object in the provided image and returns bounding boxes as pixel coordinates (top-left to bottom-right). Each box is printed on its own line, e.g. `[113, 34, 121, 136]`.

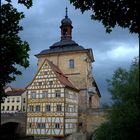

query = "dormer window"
[69, 59, 74, 68]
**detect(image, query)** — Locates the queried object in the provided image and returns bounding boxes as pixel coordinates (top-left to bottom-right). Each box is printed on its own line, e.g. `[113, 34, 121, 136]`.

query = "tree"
[69, 0, 139, 35]
[94, 57, 139, 140]
[0, 0, 32, 101]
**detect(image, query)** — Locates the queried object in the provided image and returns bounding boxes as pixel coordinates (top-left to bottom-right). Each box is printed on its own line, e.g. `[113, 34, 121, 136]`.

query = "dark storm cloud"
[11, 0, 139, 104]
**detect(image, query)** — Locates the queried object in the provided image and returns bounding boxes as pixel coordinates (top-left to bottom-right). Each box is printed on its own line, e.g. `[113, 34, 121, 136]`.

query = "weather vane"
[65, 7, 68, 18]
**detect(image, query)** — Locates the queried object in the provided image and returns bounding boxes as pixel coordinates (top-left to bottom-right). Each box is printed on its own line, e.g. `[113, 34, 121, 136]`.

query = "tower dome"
[60, 7, 73, 40]
[61, 7, 72, 25]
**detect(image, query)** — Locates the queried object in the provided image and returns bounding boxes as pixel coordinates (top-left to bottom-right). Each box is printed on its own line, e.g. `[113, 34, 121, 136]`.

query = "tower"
[60, 7, 73, 40]
[35, 8, 101, 111]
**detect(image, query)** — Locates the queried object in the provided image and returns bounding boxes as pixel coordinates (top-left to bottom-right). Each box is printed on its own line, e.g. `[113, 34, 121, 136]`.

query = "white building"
[1, 86, 27, 113]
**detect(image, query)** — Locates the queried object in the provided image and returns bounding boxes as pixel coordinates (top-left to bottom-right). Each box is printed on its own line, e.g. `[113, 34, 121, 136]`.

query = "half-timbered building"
[26, 59, 79, 138]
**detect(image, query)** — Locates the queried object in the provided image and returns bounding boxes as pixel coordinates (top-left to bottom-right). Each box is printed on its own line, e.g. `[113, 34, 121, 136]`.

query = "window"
[42, 91, 48, 98]
[49, 81, 53, 85]
[16, 106, 19, 110]
[56, 90, 61, 97]
[69, 59, 74, 68]
[12, 106, 14, 111]
[65, 104, 69, 112]
[31, 92, 36, 99]
[29, 105, 34, 112]
[46, 105, 51, 112]
[23, 106, 25, 111]
[2, 106, 5, 111]
[63, 28, 68, 36]
[35, 105, 40, 112]
[7, 106, 9, 111]
[56, 104, 62, 112]
[38, 82, 42, 86]
[29, 123, 32, 128]
[23, 98, 26, 103]
[37, 123, 46, 129]
[55, 123, 60, 129]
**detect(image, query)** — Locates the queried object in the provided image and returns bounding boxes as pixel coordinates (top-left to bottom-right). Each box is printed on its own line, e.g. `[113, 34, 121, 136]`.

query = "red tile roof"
[6, 88, 26, 96]
[47, 59, 79, 92]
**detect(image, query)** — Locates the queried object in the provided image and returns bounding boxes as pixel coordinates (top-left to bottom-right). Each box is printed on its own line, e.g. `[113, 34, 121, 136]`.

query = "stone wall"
[79, 108, 108, 135]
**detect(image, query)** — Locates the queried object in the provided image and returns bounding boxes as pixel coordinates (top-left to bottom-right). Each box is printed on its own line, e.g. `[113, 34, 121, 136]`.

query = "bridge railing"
[1, 112, 26, 117]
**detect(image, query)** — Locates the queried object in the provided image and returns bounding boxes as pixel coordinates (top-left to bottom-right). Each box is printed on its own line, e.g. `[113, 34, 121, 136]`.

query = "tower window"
[63, 28, 68, 36]
[69, 59, 74, 68]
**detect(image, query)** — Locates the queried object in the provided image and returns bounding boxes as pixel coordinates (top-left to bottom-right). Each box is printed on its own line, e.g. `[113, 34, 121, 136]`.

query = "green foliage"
[69, 0, 139, 34]
[94, 57, 139, 140]
[0, 0, 32, 100]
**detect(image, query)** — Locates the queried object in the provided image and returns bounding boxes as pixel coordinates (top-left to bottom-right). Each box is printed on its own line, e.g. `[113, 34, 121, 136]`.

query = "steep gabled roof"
[26, 59, 79, 92]
[47, 59, 79, 92]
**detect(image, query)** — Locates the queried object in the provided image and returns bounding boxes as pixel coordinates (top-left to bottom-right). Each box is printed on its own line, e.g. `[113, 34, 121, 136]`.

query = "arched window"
[63, 28, 68, 36]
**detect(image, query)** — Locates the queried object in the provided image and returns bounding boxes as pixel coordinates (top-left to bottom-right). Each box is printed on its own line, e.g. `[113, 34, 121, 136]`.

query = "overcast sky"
[10, 0, 139, 104]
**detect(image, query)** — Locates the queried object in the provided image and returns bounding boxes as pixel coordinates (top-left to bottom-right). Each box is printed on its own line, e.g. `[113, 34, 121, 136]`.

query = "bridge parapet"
[1, 112, 26, 117]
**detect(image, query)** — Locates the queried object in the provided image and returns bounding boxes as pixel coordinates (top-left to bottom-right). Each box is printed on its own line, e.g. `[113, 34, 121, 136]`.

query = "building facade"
[26, 8, 101, 139]
[1, 86, 27, 113]
[26, 59, 79, 138]
[35, 9, 101, 112]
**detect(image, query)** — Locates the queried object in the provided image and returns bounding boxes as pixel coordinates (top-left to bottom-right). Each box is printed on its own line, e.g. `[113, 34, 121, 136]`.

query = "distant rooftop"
[4, 86, 26, 96]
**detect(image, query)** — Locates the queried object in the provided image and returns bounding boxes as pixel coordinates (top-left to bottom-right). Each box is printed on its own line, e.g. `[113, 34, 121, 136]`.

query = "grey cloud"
[11, 0, 139, 104]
